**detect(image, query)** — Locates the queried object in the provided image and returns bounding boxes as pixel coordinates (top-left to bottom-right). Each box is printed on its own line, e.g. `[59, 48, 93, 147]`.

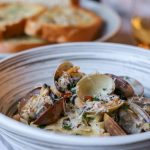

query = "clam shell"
[128, 97, 150, 115]
[129, 102, 150, 123]
[33, 98, 65, 125]
[140, 98, 150, 115]
[17, 85, 65, 125]
[120, 76, 144, 96]
[104, 113, 126, 136]
[107, 100, 124, 112]
[76, 74, 115, 101]
[119, 103, 150, 134]
[18, 87, 41, 113]
[107, 74, 134, 99]
[74, 97, 84, 108]
[54, 61, 83, 93]
[54, 61, 73, 80]
[141, 98, 150, 105]
[75, 96, 124, 113]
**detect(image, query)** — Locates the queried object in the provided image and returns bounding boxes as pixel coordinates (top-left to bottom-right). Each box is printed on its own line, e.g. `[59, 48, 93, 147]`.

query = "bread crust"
[71, 0, 79, 6]
[25, 7, 103, 42]
[0, 19, 26, 39]
[0, 3, 46, 39]
[0, 37, 49, 53]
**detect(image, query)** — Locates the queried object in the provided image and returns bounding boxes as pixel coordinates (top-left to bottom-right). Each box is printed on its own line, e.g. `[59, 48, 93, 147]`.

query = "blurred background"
[0, 0, 150, 54]
[102, 0, 150, 48]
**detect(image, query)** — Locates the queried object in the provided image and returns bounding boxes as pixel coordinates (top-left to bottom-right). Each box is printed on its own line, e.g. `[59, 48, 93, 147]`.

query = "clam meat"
[54, 61, 84, 93]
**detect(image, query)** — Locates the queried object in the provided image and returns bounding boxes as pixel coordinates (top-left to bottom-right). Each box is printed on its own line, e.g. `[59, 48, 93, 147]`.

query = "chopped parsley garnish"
[124, 76, 129, 80]
[82, 113, 94, 124]
[67, 84, 73, 91]
[63, 124, 72, 130]
[71, 87, 76, 94]
[67, 83, 76, 91]
[92, 97, 99, 101]
[75, 133, 81, 135]
[38, 125, 46, 129]
[122, 105, 129, 111]
[62, 118, 72, 130]
[82, 113, 87, 119]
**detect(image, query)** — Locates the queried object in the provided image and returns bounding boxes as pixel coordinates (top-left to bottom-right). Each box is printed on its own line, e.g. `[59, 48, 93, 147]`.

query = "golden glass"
[131, 0, 150, 49]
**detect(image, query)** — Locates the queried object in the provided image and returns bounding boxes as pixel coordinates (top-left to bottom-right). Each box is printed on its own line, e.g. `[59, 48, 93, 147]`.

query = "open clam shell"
[118, 102, 150, 134]
[33, 98, 65, 125]
[104, 113, 126, 136]
[16, 84, 65, 125]
[54, 61, 84, 93]
[76, 74, 123, 112]
[76, 74, 115, 101]
[54, 61, 73, 93]
[75, 95, 124, 114]
[54, 61, 73, 81]
[120, 76, 144, 96]
[106, 99, 124, 112]
[138, 98, 150, 115]
[18, 87, 41, 113]
[128, 96, 150, 115]
[13, 87, 41, 122]
[107, 74, 134, 99]
[129, 103, 150, 122]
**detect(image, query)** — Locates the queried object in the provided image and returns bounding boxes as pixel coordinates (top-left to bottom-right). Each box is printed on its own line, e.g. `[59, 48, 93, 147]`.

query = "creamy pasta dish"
[13, 61, 150, 136]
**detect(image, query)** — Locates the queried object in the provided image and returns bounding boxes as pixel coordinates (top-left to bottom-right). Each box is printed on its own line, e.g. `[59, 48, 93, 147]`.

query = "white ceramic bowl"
[0, 43, 150, 150]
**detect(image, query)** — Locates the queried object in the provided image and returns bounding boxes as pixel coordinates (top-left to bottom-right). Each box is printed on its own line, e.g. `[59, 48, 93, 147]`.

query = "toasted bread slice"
[69, 0, 79, 6]
[1, 0, 79, 7]
[25, 6, 103, 42]
[45, 0, 79, 7]
[0, 3, 46, 39]
[0, 36, 50, 53]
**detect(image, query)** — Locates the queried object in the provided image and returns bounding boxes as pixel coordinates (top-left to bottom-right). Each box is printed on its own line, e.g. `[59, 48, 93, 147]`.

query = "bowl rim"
[1, 42, 150, 62]
[0, 42, 150, 146]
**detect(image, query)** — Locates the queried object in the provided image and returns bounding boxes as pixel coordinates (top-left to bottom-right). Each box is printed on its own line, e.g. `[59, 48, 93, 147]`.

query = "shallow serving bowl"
[0, 43, 150, 150]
